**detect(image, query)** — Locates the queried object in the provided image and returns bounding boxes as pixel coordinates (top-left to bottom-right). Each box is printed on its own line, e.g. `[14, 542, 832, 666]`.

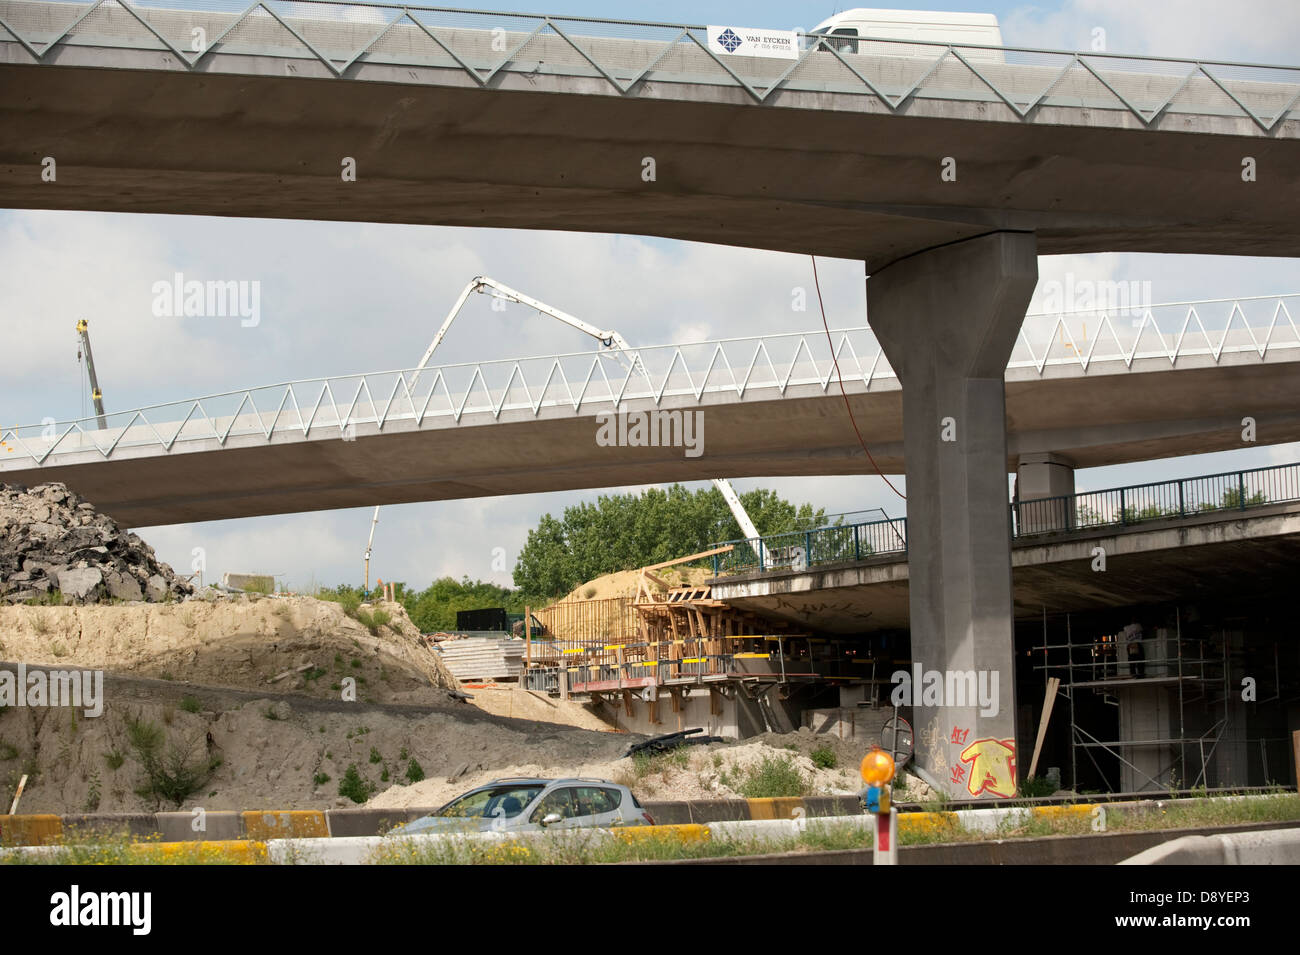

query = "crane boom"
[75, 319, 108, 430]
[416, 276, 763, 558]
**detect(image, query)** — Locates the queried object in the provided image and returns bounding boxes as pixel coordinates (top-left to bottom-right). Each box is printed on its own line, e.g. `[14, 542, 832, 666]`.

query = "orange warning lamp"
[860, 747, 895, 786]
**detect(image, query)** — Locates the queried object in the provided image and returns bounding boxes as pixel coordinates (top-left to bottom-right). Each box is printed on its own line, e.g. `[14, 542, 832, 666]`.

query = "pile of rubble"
[0, 482, 193, 604]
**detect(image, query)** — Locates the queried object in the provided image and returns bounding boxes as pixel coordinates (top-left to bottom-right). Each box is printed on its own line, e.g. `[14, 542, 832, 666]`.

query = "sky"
[2, 0, 1298, 593]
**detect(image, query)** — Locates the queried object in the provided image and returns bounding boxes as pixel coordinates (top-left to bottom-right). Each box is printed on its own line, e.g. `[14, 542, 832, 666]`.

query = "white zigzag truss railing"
[1, 296, 1297, 467]
[1, 0, 1299, 131]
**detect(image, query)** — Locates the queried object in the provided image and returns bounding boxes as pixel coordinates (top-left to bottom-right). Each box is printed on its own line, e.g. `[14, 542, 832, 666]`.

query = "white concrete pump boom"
[713, 477, 761, 542]
[363, 506, 379, 592]
[418, 276, 642, 373]
[416, 275, 763, 554]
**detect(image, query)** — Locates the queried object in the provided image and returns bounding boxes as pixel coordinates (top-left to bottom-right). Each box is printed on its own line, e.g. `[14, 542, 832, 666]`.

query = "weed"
[0, 740, 18, 761]
[31, 615, 49, 636]
[179, 696, 201, 714]
[1019, 776, 1056, 798]
[735, 755, 810, 799]
[810, 746, 837, 770]
[104, 749, 125, 771]
[49, 642, 67, 658]
[369, 746, 382, 764]
[406, 758, 425, 784]
[338, 764, 374, 804]
[398, 747, 409, 762]
[125, 716, 219, 808]
[312, 772, 330, 787]
[159, 672, 175, 682]
[84, 770, 102, 812]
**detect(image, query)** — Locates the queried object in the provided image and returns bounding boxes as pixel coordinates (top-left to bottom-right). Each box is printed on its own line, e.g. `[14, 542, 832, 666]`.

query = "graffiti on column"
[958, 737, 1017, 798]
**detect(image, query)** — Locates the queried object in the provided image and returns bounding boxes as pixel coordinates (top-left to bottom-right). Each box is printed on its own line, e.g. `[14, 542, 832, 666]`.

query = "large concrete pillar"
[1015, 452, 1077, 534]
[868, 232, 1037, 799]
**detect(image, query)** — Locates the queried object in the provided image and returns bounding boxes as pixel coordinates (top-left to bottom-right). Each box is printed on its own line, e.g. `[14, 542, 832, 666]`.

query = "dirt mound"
[0, 671, 627, 814]
[0, 482, 192, 604]
[367, 730, 875, 809]
[0, 596, 456, 704]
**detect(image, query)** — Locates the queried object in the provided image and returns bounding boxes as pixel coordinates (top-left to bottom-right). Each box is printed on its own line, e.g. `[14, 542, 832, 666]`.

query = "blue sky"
[2, 0, 1298, 593]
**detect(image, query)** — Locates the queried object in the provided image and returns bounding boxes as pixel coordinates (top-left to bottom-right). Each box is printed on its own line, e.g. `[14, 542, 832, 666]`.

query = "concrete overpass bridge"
[707, 461, 1300, 634]
[2, 294, 1298, 526]
[5, 0, 1300, 797]
[1, 0, 1299, 266]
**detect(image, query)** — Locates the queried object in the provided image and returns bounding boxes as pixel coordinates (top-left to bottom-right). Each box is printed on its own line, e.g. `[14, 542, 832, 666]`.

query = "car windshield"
[435, 784, 544, 819]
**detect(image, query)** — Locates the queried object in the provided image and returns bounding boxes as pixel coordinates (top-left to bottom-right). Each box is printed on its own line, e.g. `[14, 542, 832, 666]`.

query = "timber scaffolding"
[523, 546, 811, 701]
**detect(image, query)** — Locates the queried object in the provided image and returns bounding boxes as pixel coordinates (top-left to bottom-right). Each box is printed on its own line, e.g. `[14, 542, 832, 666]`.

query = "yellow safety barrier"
[746, 797, 805, 821]
[242, 810, 330, 840]
[613, 824, 709, 844]
[898, 811, 960, 836]
[0, 814, 63, 846]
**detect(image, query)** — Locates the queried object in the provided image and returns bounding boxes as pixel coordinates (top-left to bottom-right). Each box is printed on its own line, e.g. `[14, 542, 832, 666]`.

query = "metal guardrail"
[710, 461, 1300, 576]
[2, 295, 1297, 468]
[2, 1, 1299, 131]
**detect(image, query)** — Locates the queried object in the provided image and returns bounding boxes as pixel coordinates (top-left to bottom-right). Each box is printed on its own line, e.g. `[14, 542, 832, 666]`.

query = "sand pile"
[0, 595, 457, 704]
[559, 564, 713, 603]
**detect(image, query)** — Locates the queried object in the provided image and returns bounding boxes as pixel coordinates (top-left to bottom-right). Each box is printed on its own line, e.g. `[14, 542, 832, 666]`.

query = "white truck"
[808, 7, 1006, 63]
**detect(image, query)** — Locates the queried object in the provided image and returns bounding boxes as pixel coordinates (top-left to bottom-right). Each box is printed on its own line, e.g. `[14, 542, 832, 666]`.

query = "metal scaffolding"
[1033, 608, 1236, 793]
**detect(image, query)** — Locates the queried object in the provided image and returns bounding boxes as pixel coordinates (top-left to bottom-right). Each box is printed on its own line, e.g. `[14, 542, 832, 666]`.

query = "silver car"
[391, 777, 655, 835]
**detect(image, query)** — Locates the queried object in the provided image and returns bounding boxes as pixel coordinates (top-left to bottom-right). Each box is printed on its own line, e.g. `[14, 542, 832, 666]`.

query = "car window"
[577, 787, 621, 815]
[436, 785, 543, 818]
[530, 787, 578, 822]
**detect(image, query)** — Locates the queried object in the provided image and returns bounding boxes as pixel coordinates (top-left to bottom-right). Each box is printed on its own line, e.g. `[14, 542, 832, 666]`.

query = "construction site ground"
[0, 596, 882, 816]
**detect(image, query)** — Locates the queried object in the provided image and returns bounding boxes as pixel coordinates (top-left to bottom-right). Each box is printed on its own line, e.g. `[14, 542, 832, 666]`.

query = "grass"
[2, 793, 1294, 866]
[732, 754, 811, 798]
[631, 745, 692, 781]
[0, 828, 265, 864]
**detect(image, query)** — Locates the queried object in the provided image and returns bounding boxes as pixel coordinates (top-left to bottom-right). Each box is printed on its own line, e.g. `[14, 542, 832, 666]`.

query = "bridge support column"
[867, 232, 1037, 799]
[1015, 452, 1077, 534]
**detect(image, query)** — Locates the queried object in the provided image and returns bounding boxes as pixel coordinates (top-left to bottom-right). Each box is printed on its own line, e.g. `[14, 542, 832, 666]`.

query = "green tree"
[512, 484, 826, 602]
[399, 577, 524, 632]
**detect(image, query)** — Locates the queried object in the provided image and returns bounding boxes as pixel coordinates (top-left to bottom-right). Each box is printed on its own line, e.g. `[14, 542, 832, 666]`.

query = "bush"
[1019, 776, 1057, 798]
[126, 717, 220, 807]
[406, 758, 425, 784]
[810, 746, 837, 770]
[736, 755, 810, 798]
[338, 764, 374, 804]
